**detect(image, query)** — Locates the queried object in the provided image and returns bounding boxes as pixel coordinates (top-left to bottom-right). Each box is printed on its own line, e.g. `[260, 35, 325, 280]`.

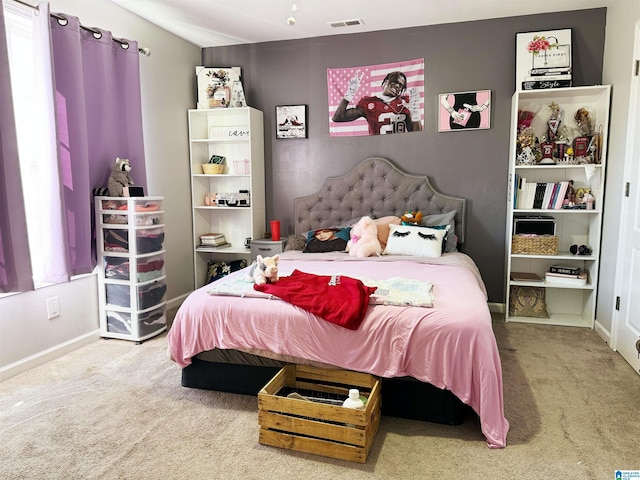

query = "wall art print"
[515, 29, 572, 91]
[196, 66, 242, 109]
[438, 90, 491, 132]
[327, 58, 424, 137]
[275, 105, 307, 139]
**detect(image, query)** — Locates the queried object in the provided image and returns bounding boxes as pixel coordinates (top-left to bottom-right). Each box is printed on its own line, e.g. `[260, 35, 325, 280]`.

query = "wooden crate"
[258, 364, 381, 463]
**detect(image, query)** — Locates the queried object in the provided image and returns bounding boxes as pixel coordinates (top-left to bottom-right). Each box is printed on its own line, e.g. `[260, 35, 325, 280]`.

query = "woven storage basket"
[512, 234, 558, 255]
[202, 163, 225, 174]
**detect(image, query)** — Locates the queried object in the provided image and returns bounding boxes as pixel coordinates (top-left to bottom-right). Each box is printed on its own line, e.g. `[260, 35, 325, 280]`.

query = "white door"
[615, 24, 640, 375]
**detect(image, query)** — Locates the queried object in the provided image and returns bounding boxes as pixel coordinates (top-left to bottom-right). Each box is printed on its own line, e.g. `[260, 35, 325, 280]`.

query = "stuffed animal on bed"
[107, 157, 134, 197]
[401, 210, 422, 225]
[346, 216, 382, 258]
[248, 254, 279, 285]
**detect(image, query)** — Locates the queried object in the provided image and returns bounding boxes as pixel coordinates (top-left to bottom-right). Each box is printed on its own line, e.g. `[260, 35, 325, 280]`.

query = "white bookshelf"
[505, 86, 611, 327]
[188, 107, 265, 289]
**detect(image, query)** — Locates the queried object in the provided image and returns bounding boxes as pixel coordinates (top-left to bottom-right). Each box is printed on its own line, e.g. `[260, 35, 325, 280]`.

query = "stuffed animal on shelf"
[401, 210, 422, 225]
[248, 254, 279, 285]
[107, 157, 134, 197]
[346, 216, 382, 258]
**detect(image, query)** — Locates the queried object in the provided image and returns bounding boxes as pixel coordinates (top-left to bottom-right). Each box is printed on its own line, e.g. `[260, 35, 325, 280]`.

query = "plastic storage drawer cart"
[96, 196, 167, 342]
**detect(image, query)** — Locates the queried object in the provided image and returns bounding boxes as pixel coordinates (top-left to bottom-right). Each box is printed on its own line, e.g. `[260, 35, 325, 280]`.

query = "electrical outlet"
[46, 296, 60, 319]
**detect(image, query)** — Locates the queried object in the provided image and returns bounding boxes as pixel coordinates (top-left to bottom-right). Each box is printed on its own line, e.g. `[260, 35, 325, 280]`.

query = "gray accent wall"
[202, 9, 606, 303]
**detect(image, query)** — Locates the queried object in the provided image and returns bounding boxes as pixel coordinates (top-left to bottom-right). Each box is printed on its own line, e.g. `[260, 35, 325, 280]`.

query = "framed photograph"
[438, 90, 491, 132]
[275, 105, 307, 139]
[196, 66, 242, 109]
[515, 29, 572, 91]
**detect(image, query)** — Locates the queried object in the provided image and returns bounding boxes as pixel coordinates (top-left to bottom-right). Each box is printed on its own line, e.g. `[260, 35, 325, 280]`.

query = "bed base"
[181, 358, 472, 426]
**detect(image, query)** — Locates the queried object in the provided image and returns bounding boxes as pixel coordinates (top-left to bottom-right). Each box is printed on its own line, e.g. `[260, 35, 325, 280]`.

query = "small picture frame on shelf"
[123, 186, 144, 197]
[275, 105, 307, 139]
[573, 136, 589, 158]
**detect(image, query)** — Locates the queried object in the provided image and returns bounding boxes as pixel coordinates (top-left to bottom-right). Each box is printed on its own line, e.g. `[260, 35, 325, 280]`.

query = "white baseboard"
[0, 330, 100, 383]
[594, 320, 612, 349]
[167, 293, 189, 313]
[1, 294, 189, 383]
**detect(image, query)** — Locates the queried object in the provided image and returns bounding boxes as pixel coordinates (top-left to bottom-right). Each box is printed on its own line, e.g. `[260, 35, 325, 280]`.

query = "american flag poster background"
[327, 58, 424, 137]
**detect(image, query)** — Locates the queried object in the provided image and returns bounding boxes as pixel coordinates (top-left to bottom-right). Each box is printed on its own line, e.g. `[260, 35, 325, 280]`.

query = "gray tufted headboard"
[293, 157, 466, 245]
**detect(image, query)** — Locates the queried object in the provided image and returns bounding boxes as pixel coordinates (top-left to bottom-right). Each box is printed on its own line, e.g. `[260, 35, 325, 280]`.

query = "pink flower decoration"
[528, 36, 551, 55]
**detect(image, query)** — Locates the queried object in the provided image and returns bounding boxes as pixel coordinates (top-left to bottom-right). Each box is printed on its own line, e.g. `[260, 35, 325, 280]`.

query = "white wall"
[0, 0, 199, 380]
[596, 0, 640, 342]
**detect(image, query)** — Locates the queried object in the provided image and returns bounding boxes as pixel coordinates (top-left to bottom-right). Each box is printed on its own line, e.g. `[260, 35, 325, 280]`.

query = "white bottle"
[342, 389, 365, 410]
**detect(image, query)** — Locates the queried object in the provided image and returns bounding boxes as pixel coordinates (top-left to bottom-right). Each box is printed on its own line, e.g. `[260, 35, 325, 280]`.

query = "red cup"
[270, 220, 281, 241]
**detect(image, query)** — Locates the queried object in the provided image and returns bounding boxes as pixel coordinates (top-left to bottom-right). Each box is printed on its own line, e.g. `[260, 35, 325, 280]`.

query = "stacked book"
[514, 176, 571, 210]
[545, 265, 587, 286]
[510, 271, 543, 283]
[199, 233, 230, 249]
[522, 73, 572, 91]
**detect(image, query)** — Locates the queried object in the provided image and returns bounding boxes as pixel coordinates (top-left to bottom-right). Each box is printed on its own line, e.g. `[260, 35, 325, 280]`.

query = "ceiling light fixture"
[287, 1, 297, 26]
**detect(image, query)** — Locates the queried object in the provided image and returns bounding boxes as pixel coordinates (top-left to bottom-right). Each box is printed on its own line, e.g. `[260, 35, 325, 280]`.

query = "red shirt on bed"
[254, 270, 377, 330]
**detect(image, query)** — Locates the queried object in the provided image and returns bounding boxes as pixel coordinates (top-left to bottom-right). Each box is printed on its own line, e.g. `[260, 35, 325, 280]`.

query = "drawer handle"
[258, 247, 272, 251]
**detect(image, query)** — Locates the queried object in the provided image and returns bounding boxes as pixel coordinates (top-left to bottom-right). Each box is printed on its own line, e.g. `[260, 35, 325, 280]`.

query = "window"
[4, 2, 63, 287]
[2, 2, 145, 293]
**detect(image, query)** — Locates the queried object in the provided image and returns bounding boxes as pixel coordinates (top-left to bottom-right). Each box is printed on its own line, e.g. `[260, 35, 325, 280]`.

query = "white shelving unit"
[188, 107, 265, 289]
[505, 85, 611, 328]
[95, 196, 167, 342]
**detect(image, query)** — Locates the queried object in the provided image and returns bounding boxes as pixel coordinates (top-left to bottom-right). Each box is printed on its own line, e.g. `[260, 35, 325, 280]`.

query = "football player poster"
[327, 58, 424, 137]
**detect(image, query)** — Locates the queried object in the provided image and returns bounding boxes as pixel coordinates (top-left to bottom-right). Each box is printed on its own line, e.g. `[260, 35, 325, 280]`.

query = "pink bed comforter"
[168, 251, 509, 448]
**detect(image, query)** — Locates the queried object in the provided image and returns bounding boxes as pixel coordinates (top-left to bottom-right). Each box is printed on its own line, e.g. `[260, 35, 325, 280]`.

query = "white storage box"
[545, 272, 587, 286]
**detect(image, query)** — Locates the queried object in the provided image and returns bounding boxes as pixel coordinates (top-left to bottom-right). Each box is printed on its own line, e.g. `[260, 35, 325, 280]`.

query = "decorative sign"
[230, 81, 247, 108]
[209, 126, 250, 140]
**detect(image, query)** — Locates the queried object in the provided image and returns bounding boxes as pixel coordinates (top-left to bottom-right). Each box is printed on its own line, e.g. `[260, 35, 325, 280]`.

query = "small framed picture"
[438, 90, 491, 132]
[275, 105, 307, 139]
[573, 136, 589, 157]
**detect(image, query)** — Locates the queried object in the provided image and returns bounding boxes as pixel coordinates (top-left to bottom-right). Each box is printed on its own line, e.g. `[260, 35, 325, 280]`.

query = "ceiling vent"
[329, 19, 365, 28]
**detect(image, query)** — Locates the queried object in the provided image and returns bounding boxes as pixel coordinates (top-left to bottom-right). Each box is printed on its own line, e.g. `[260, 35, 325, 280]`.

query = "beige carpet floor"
[1, 318, 639, 479]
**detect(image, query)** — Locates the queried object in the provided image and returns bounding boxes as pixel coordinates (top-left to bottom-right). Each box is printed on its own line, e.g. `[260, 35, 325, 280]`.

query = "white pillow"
[383, 224, 449, 257]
